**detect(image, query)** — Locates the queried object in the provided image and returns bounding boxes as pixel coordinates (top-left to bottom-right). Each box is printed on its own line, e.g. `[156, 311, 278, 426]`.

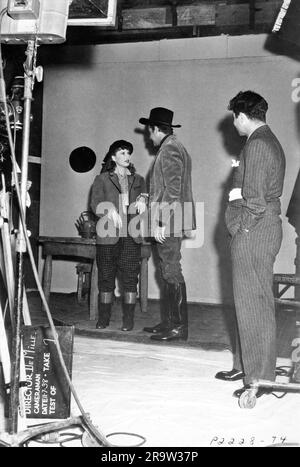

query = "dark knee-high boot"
[143, 281, 171, 333]
[122, 292, 136, 331]
[151, 282, 188, 341]
[96, 292, 113, 329]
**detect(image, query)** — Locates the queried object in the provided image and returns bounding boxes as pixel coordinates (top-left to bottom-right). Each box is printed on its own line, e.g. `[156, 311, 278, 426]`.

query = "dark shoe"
[144, 281, 172, 333]
[233, 386, 272, 399]
[215, 369, 245, 381]
[152, 281, 189, 340]
[96, 315, 110, 329]
[122, 303, 135, 331]
[96, 302, 112, 329]
[150, 325, 188, 342]
[122, 320, 134, 331]
[143, 322, 168, 334]
[96, 321, 107, 329]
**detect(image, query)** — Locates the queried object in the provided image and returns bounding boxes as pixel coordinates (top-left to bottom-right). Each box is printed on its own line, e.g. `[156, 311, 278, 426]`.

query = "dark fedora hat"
[139, 107, 181, 128]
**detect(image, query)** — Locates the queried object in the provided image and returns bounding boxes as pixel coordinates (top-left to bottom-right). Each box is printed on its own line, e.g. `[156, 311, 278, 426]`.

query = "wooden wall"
[39, 34, 300, 304]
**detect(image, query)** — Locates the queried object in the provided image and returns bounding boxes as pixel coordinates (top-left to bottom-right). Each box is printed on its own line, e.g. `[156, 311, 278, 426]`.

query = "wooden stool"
[273, 273, 300, 383]
[273, 273, 300, 308]
[76, 262, 92, 305]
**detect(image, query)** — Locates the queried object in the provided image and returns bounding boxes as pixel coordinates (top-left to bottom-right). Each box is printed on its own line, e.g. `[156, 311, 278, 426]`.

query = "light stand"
[9, 38, 36, 434]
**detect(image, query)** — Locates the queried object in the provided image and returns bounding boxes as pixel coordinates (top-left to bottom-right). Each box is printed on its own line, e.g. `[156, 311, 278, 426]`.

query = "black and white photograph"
[0, 0, 299, 450]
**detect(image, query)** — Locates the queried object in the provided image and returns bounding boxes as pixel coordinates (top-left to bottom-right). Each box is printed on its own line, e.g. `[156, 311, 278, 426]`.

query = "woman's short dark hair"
[100, 140, 136, 174]
[228, 91, 268, 122]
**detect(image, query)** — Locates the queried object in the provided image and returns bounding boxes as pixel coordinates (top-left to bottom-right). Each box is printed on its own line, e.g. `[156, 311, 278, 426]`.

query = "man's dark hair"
[149, 123, 173, 135]
[228, 91, 268, 122]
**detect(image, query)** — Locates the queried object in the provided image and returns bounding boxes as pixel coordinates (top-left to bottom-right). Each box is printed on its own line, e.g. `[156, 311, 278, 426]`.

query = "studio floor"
[0, 292, 299, 447]
[27, 291, 298, 358]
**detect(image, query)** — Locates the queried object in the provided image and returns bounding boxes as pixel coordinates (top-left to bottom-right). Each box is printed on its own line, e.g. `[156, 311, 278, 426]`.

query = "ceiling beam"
[65, 1, 283, 45]
[65, 22, 272, 45]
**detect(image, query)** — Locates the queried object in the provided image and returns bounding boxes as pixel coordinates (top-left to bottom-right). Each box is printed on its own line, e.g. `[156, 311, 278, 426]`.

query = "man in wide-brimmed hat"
[139, 107, 196, 342]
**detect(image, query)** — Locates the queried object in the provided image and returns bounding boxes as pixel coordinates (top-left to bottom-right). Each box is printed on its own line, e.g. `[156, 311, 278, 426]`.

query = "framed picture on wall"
[68, 0, 117, 27]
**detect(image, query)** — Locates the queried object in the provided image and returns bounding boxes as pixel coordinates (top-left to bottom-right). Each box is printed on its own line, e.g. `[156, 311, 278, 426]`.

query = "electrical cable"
[276, 366, 293, 377]
[105, 431, 147, 447]
[256, 365, 295, 399]
[271, 392, 288, 399]
[0, 7, 112, 447]
[30, 430, 83, 447]
[60, 433, 84, 447]
[30, 428, 147, 448]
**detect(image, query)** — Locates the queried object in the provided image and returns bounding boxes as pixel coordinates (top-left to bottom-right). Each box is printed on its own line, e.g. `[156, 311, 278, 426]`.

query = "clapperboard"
[21, 325, 74, 419]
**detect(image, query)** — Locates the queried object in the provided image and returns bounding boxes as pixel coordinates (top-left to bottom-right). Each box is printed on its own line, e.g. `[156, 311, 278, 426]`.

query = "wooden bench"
[39, 236, 152, 320]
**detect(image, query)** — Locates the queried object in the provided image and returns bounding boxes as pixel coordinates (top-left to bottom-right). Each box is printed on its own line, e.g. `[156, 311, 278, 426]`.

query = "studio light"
[0, 0, 71, 44]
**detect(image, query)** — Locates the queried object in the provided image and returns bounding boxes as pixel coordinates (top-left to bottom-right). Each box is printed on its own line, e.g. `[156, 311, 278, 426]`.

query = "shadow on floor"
[27, 291, 297, 359]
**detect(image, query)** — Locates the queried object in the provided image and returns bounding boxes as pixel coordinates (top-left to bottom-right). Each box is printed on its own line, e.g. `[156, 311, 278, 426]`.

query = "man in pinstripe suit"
[215, 91, 286, 399]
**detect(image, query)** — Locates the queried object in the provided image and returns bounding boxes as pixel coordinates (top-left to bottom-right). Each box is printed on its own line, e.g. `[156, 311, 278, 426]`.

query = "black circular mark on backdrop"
[69, 146, 96, 173]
